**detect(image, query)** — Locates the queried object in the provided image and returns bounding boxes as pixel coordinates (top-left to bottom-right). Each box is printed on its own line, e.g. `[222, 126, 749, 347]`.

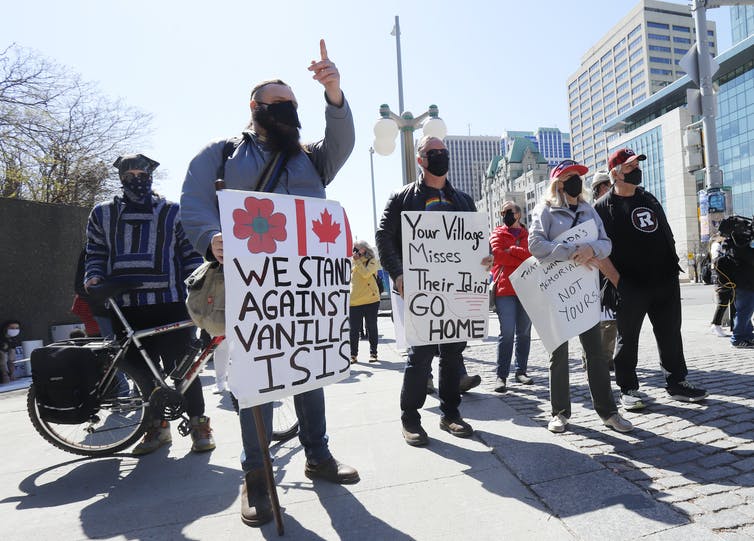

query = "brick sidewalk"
[461, 283, 754, 539]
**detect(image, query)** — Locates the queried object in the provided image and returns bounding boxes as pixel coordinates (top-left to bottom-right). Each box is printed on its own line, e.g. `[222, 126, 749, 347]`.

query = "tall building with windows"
[444, 135, 501, 201]
[731, 5, 754, 44]
[601, 34, 754, 271]
[501, 128, 571, 167]
[567, 0, 717, 174]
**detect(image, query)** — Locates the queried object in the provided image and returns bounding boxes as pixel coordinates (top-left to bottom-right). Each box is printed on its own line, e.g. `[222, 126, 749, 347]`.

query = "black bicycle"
[27, 282, 298, 457]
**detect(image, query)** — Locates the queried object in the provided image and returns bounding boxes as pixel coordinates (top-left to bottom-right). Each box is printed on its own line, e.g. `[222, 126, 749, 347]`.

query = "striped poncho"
[84, 195, 203, 307]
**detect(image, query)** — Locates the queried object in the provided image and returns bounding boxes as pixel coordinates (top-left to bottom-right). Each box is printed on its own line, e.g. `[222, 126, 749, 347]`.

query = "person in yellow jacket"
[350, 240, 381, 363]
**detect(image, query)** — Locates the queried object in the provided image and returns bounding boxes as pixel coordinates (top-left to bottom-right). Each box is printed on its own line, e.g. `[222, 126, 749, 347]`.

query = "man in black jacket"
[375, 136, 491, 447]
[595, 148, 708, 411]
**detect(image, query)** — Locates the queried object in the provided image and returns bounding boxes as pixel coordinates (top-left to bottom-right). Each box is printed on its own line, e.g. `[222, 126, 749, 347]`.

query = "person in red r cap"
[528, 159, 633, 435]
[594, 148, 708, 411]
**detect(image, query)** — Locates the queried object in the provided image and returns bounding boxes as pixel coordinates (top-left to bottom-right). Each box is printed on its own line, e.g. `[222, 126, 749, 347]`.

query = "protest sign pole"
[214, 181, 283, 534]
[252, 405, 284, 535]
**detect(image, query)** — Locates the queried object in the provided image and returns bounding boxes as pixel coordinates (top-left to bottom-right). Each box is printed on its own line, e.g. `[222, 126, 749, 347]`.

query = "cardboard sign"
[400, 211, 489, 346]
[218, 190, 352, 408]
[509, 219, 601, 353]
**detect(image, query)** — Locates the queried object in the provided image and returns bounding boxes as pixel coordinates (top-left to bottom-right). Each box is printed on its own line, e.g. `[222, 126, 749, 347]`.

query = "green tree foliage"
[0, 44, 152, 206]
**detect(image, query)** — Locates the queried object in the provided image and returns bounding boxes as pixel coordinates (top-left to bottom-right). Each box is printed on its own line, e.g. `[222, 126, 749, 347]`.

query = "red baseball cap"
[608, 148, 646, 170]
[550, 159, 589, 180]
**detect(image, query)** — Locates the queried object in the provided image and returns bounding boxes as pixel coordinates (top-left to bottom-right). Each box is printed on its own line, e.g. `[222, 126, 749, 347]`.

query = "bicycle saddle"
[86, 280, 144, 304]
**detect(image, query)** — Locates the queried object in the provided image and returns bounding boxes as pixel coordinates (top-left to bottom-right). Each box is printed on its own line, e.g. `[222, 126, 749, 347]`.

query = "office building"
[731, 5, 754, 43]
[445, 135, 501, 201]
[502, 128, 571, 168]
[568, 0, 717, 174]
[602, 34, 754, 272]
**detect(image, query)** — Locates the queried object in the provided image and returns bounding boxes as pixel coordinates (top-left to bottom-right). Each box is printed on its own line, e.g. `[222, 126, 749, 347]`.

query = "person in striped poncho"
[84, 153, 214, 456]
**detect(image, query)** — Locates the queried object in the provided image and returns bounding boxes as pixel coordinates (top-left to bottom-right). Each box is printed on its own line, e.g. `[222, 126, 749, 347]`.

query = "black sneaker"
[666, 380, 708, 402]
[731, 339, 754, 349]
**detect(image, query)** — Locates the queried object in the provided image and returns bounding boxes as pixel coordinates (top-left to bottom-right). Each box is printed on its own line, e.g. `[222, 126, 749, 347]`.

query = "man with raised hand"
[181, 40, 358, 528]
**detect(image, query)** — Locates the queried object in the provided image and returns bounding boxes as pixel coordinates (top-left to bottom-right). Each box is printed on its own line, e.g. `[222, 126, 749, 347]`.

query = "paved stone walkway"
[461, 283, 754, 539]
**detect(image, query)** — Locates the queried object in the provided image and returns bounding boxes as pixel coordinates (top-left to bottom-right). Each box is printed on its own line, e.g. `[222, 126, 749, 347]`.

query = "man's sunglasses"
[121, 172, 151, 183]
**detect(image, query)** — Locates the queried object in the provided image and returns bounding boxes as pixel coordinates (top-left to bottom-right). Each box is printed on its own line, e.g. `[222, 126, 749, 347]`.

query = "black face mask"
[253, 103, 301, 156]
[261, 101, 300, 128]
[623, 168, 642, 185]
[562, 175, 583, 197]
[425, 149, 450, 177]
[503, 210, 517, 227]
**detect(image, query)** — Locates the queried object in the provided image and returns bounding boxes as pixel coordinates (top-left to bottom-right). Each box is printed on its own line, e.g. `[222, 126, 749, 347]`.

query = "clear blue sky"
[1, 0, 732, 245]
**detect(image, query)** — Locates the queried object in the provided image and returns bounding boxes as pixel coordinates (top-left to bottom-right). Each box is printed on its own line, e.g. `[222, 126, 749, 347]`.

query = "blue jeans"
[401, 342, 465, 426]
[495, 296, 531, 379]
[732, 288, 754, 343]
[240, 388, 330, 471]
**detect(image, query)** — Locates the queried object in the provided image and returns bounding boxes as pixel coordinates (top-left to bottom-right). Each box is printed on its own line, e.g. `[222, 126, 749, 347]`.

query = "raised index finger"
[320, 39, 328, 60]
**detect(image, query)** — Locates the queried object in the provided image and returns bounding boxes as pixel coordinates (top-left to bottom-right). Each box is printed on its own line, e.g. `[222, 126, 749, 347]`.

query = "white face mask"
[6, 329, 20, 338]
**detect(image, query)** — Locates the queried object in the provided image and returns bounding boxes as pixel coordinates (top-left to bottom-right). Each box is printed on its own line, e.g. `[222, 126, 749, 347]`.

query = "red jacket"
[490, 225, 531, 297]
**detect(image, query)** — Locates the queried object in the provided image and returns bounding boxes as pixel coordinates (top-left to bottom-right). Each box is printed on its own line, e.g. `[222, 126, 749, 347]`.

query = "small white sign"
[510, 219, 601, 353]
[400, 211, 490, 346]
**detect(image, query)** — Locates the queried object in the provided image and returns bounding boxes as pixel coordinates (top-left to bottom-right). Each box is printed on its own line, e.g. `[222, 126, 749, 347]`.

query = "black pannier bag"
[31, 343, 106, 424]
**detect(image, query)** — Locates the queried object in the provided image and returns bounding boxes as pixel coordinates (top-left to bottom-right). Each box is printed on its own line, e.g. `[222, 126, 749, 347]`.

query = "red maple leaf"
[311, 208, 341, 253]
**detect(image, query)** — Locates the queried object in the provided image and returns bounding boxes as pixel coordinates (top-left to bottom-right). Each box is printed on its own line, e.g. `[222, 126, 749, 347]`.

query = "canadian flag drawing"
[219, 190, 352, 258]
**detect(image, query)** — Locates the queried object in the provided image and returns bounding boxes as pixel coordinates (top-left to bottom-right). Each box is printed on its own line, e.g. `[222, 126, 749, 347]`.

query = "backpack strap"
[215, 134, 248, 181]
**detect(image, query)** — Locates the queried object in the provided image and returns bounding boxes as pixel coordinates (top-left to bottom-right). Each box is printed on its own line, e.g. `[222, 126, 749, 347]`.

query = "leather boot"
[240, 469, 273, 527]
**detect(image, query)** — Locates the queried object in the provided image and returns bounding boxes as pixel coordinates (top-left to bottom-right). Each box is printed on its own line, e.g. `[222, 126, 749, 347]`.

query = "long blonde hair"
[352, 240, 376, 260]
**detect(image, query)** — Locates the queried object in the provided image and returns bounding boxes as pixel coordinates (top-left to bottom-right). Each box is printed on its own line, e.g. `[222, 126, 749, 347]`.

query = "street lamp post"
[372, 104, 448, 185]
[369, 146, 378, 233]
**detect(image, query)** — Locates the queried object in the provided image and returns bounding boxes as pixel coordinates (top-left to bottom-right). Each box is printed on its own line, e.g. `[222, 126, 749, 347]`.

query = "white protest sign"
[218, 190, 352, 409]
[400, 211, 489, 346]
[509, 219, 601, 353]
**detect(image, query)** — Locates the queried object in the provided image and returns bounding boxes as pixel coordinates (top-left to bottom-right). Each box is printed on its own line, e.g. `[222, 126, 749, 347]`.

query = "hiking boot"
[514, 372, 534, 385]
[132, 420, 172, 455]
[731, 339, 754, 349]
[305, 457, 360, 484]
[493, 377, 507, 393]
[603, 413, 634, 433]
[711, 324, 730, 337]
[547, 414, 568, 433]
[620, 389, 646, 411]
[439, 417, 474, 438]
[426, 377, 436, 395]
[402, 423, 429, 446]
[666, 380, 708, 403]
[240, 469, 272, 527]
[190, 416, 216, 452]
[459, 374, 481, 393]
[369, 353, 378, 362]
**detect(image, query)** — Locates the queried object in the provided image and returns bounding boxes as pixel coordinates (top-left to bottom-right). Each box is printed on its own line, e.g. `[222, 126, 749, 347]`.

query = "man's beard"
[251, 106, 302, 156]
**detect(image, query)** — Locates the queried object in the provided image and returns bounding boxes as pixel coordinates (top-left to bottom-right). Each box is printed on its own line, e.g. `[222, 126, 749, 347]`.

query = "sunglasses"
[352, 247, 366, 256]
[424, 149, 449, 159]
[121, 172, 151, 183]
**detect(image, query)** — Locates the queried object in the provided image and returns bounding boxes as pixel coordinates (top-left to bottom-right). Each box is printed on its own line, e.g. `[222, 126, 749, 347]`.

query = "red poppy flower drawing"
[232, 197, 287, 254]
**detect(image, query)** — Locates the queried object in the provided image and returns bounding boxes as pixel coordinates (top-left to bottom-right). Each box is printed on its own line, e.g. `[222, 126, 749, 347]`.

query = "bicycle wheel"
[27, 360, 152, 457]
[271, 395, 299, 442]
